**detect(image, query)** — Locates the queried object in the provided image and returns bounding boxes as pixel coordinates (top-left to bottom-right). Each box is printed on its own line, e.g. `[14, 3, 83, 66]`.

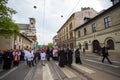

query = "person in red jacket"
[13, 49, 21, 66]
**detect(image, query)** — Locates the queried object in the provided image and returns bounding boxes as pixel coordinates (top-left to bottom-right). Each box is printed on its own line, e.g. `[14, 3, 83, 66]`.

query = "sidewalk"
[81, 52, 120, 61]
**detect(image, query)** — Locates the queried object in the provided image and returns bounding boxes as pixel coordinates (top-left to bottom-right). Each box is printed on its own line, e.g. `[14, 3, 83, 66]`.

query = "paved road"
[0, 54, 120, 80]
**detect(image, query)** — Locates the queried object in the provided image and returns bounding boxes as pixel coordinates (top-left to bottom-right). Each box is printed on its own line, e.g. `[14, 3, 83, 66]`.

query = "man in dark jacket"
[67, 48, 73, 67]
[101, 45, 112, 64]
[3, 50, 13, 70]
[75, 48, 82, 64]
[58, 48, 65, 67]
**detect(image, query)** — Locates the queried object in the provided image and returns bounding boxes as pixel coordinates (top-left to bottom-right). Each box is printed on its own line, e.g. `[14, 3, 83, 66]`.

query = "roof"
[74, 2, 120, 31]
[20, 33, 32, 42]
[17, 24, 29, 30]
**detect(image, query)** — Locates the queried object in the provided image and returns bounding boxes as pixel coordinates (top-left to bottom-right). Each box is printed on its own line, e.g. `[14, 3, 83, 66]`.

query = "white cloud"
[7, 0, 112, 45]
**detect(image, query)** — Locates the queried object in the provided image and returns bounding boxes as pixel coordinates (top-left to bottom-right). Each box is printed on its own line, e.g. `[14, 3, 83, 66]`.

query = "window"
[69, 22, 72, 30]
[70, 32, 73, 39]
[107, 39, 114, 50]
[85, 42, 88, 50]
[78, 31, 81, 38]
[78, 43, 81, 49]
[104, 16, 111, 28]
[66, 27, 68, 32]
[67, 33, 68, 40]
[92, 23, 96, 32]
[70, 43, 73, 49]
[64, 28, 65, 33]
[113, 0, 120, 5]
[84, 28, 87, 35]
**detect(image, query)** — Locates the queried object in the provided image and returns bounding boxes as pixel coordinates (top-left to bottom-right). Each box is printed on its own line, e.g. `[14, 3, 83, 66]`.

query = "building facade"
[0, 34, 32, 50]
[53, 35, 58, 48]
[19, 18, 37, 49]
[75, 2, 120, 54]
[14, 34, 32, 50]
[0, 18, 37, 50]
[57, 7, 97, 49]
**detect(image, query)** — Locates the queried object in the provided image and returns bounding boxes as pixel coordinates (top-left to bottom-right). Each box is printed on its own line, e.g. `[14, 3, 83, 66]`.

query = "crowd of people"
[0, 49, 23, 70]
[0, 44, 112, 71]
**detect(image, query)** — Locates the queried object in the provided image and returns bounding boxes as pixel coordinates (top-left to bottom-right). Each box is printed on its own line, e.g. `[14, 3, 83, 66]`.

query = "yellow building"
[75, 2, 120, 55]
[57, 7, 97, 49]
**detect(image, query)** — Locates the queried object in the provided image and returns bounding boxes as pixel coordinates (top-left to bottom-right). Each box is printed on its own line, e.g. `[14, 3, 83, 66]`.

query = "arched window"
[107, 39, 114, 50]
[85, 42, 88, 50]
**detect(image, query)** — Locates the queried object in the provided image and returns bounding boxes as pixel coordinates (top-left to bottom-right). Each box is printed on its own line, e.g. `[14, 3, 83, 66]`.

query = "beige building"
[0, 18, 37, 50]
[19, 18, 37, 49]
[14, 34, 32, 49]
[0, 34, 32, 50]
[57, 7, 97, 49]
[53, 35, 58, 48]
[75, 2, 120, 54]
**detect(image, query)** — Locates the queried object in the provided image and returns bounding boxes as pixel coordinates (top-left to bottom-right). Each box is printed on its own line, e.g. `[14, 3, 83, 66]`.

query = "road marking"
[85, 59, 119, 68]
[0, 67, 17, 79]
[111, 61, 120, 64]
[43, 64, 54, 80]
[84, 63, 120, 77]
[73, 63, 96, 74]
[24, 67, 33, 80]
[60, 67, 77, 78]
[55, 63, 76, 78]
[94, 58, 120, 64]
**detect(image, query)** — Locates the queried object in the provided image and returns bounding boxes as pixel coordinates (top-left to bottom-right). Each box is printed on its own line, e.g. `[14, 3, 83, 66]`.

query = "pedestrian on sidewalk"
[101, 44, 112, 64]
[75, 48, 82, 64]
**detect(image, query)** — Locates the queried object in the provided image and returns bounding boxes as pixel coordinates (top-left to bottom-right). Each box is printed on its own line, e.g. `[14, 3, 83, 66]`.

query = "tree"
[0, 0, 19, 38]
[46, 43, 53, 48]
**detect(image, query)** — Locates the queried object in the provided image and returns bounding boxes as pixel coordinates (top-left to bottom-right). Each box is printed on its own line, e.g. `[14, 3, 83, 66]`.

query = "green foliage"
[0, 0, 19, 38]
[46, 43, 53, 48]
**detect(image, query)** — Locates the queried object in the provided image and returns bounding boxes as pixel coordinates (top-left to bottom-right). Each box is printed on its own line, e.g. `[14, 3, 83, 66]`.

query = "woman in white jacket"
[40, 49, 46, 66]
[24, 49, 34, 67]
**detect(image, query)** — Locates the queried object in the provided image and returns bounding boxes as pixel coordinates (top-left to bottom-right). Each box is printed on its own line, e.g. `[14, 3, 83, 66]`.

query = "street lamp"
[34, 6, 37, 9]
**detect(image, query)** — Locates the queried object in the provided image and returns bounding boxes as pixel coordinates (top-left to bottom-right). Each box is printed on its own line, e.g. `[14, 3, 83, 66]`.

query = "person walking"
[58, 48, 65, 67]
[24, 48, 34, 67]
[101, 45, 112, 64]
[67, 48, 73, 67]
[75, 48, 82, 64]
[46, 47, 50, 61]
[2, 50, 13, 70]
[13, 49, 21, 66]
[40, 49, 46, 66]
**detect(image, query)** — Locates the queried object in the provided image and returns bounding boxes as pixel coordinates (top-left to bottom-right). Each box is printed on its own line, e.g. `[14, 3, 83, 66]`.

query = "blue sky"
[7, 0, 112, 45]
